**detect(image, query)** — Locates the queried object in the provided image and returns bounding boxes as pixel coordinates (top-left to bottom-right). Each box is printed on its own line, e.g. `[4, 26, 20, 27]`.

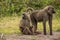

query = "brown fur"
[19, 12, 33, 35]
[30, 5, 56, 35]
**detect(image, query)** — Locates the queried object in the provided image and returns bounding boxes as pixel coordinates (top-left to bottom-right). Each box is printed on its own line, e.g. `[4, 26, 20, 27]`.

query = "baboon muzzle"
[52, 10, 56, 13]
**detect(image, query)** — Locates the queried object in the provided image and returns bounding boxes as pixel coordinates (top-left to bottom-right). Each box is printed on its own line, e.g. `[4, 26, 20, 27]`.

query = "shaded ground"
[4, 32, 60, 40]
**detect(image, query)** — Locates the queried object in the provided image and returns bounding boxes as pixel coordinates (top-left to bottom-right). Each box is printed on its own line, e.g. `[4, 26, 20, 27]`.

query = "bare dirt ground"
[4, 32, 60, 40]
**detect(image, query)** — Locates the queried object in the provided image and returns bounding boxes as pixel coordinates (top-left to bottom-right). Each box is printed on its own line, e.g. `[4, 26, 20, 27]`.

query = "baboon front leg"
[23, 27, 32, 34]
[43, 18, 46, 35]
[30, 16, 37, 34]
[48, 16, 52, 35]
[26, 27, 32, 34]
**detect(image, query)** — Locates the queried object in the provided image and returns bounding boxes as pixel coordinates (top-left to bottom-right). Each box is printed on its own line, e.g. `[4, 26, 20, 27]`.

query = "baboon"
[19, 12, 33, 35]
[30, 5, 56, 35]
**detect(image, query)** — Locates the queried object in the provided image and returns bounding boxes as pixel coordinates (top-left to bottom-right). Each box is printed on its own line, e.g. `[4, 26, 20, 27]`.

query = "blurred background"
[0, 0, 60, 34]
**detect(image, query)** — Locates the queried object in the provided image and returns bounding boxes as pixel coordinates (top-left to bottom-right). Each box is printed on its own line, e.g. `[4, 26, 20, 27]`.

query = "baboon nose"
[53, 11, 55, 13]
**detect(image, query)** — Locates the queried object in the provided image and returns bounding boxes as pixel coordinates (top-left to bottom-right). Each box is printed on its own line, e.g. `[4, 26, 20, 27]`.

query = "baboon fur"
[19, 12, 33, 35]
[30, 5, 56, 35]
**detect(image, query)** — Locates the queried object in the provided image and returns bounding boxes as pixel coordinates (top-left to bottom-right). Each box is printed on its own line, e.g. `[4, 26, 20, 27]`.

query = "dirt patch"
[3, 32, 60, 40]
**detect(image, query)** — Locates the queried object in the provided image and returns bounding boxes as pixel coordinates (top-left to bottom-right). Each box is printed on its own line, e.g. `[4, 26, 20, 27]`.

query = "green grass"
[0, 16, 60, 34]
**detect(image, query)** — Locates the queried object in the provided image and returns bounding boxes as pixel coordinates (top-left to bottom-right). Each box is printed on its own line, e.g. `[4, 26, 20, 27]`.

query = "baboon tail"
[26, 7, 34, 12]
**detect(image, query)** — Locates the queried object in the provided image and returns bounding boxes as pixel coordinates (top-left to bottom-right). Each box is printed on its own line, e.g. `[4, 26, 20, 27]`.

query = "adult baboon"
[30, 5, 56, 35]
[19, 12, 33, 35]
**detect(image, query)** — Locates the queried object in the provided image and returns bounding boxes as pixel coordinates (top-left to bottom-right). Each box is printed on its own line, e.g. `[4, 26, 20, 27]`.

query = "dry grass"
[0, 17, 20, 34]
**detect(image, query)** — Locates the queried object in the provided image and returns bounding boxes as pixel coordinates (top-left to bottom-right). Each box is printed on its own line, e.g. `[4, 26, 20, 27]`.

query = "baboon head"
[22, 13, 28, 19]
[44, 5, 56, 15]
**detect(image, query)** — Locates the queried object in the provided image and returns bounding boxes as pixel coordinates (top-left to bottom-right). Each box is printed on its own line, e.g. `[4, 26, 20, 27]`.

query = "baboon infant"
[19, 12, 33, 35]
[30, 5, 56, 35]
